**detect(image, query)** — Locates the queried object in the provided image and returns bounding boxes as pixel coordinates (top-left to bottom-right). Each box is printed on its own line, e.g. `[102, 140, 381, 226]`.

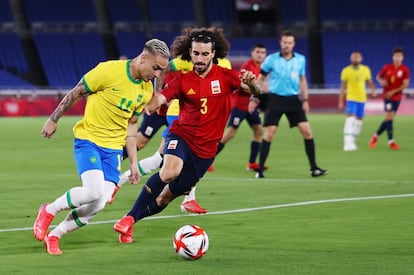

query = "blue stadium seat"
[23, 0, 96, 22]
[0, 33, 29, 74]
[0, 70, 33, 88]
[33, 32, 106, 87]
[206, 0, 235, 24]
[106, 0, 142, 22]
[152, 31, 180, 48]
[0, 0, 13, 22]
[115, 32, 147, 59]
[320, 0, 414, 21]
[147, 0, 194, 23]
[279, 0, 307, 24]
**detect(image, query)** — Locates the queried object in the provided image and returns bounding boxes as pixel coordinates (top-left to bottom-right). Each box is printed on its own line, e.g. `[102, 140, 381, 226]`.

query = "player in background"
[339, 51, 376, 151]
[215, 43, 267, 171]
[113, 27, 261, 244]
[369, 47, 410, 150]
[33, 39, 170, 255]
[255, 30, 327, 178]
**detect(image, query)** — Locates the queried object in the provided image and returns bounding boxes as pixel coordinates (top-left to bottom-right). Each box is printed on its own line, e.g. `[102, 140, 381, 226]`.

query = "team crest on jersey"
[187, 88, 196, 95]
[211, 80, 221, 94]
[89, 156, 97, 164]
[168, 139, 178, 150]
[137, 94, 143, 102]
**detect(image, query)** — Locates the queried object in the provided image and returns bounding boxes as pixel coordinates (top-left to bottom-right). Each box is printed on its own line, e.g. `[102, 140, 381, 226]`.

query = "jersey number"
[119, 98, 133, 111]
[200, 98, 208, 114]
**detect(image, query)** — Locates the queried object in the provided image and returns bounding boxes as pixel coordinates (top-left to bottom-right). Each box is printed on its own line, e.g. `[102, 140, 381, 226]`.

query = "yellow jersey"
[74, 60, 153, 150]
[340, 64, 372, 102]
[166, 57, 232, 116]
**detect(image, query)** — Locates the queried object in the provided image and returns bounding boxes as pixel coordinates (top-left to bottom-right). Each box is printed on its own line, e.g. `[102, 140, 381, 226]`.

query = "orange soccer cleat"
[44, 234, 63, 255]
[180, 200, 207, 214]
[114, 215, 135, 243]
[246, 162, 268, 172]
[389, 141, 400, 150]
[107, 185, 121, 204]
[33, 204, 55, 241]
[369, 134, 378, 149]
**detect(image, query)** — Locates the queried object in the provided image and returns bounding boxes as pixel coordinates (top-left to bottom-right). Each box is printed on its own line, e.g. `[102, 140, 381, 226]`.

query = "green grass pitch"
[0, 114, 413, 274]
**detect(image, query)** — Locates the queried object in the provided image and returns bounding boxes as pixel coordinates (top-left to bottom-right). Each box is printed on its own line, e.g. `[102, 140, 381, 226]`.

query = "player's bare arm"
[367, 79, 377, 97]
[376, 74, 388, 87]
[41, 80, 88, 138]
[239, 69, 261, 96]
[126, 116, 141, 184]
[144, 94, 168, 115]
[384, 78, 410, 99]
[338, 81, 347, 109]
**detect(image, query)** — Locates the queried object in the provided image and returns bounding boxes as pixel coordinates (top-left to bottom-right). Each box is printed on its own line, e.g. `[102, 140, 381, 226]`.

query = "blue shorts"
[384, 99, 401, 112]
[162, 115, 179, 138]
[163, 133, 213, 196]
[138, 112, 168, 139]
[345, 101, 366, 118]
[74, 139, 123, 184]
[227, 107, 261, 129]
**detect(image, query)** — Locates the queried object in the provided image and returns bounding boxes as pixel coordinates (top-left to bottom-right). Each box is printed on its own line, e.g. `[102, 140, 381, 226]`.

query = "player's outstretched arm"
[239, 69, 261, 96]
[144, 94, 168, 115]
[41, 80, 88, 138]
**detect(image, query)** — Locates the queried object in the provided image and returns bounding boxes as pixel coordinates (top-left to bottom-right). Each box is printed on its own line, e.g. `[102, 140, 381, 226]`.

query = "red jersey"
[161, 64, 241, 158]
[378, 63, 410, 101]
[231, 59, 261, 111]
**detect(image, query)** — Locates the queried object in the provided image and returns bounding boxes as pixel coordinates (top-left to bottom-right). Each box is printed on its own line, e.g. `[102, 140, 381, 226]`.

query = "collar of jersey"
[127, 60, 143, 84]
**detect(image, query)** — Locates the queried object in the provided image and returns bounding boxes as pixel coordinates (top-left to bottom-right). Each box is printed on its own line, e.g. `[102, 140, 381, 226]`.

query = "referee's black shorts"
[263, 94, 308, 128]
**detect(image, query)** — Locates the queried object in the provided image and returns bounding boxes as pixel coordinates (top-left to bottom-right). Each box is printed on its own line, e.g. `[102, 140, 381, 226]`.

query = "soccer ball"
[173, 224, 209, 260]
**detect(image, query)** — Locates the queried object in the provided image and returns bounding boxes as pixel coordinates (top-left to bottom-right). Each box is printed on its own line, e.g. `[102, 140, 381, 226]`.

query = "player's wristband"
[302, 98, 308, 102]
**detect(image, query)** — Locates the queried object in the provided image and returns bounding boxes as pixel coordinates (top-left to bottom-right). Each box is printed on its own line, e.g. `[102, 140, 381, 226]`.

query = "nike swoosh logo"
[112, 88, 121, 91]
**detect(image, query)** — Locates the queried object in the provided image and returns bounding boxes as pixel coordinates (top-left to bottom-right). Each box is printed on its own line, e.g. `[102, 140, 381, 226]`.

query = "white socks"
[353, 119, 363, 136]
[138, 151, 163, 175]
[118, 151, 164, 187]
[46, 170, 115, 238]
[343, 117, 363, 142]
[182, 186, 197, 203]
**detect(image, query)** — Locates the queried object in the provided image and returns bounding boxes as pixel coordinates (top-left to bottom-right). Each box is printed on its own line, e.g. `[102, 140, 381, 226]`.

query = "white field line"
[1, 193, 413, 233]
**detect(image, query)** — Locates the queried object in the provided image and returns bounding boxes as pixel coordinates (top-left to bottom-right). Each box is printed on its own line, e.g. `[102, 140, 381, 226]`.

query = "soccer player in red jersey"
[215, 43, 268, 172]
[369, 47, 410, 150]
[113, 27, 261, 243]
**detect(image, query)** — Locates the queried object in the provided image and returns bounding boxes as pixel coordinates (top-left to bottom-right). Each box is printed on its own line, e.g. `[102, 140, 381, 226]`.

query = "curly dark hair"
[170, 27, 230, 64]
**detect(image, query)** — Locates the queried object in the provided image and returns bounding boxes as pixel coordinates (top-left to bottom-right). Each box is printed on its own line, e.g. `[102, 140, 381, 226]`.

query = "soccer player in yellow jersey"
[339, 51, 376, 151]
[33, 39, 170, 255]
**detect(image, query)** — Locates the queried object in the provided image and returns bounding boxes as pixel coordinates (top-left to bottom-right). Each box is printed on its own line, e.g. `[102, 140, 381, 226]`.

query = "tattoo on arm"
[49, 81, 88, 122]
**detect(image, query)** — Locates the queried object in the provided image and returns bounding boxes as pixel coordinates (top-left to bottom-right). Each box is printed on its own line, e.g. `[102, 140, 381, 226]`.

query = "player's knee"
[159, 169, 179, 183]
[253, 126, 263, 138]
[301, 128, 313, 139]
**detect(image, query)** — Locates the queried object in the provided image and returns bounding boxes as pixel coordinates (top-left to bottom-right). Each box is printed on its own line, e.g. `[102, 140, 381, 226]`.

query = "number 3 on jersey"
[200, 98, 208, 114]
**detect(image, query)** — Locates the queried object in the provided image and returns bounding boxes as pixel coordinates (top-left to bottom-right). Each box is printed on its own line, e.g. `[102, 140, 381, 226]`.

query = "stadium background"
[0, 0, 413, 115]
